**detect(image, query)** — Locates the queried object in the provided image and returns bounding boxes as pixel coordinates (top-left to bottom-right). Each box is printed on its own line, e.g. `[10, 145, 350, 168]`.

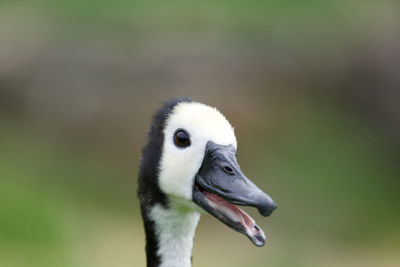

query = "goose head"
[139, 97, 277, 248]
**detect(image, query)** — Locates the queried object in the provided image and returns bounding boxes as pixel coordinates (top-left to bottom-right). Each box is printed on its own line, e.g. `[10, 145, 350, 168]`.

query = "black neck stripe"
[138, 97, 194, 267]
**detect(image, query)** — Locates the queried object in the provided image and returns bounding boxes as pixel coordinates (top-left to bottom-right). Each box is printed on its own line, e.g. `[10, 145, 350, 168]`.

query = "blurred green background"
[1, 0, 399, 266]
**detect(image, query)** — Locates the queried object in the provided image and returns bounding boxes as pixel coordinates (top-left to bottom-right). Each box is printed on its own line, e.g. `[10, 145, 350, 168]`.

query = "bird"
[138, 97, 277, 267]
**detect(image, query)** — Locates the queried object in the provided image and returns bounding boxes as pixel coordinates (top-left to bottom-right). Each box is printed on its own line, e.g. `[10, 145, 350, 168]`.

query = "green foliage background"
[1, 1, 399, 266]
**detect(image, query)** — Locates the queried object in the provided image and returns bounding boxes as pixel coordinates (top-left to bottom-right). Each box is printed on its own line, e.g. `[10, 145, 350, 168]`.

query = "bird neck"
[142, 201, 200, 267]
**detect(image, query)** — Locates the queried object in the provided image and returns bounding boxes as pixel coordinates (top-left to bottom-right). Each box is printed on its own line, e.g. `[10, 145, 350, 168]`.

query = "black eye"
[174, 129, 191, 148]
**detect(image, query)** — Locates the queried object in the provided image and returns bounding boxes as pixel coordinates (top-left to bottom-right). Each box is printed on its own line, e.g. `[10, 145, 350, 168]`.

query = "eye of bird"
[174, 129, 191, 148]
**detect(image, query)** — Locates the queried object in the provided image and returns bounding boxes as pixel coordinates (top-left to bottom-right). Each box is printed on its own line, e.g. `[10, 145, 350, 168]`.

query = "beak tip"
[258, 199, 277, 217]
[254, 238, 266, 247]
[249, 228, 266, 247]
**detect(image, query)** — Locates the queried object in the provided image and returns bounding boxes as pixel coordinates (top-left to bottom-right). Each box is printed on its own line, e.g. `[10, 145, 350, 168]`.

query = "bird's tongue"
[202, 190, 266, 246]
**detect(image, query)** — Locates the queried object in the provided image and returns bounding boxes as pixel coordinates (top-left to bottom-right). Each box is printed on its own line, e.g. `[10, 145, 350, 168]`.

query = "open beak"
[192, 141, 277, 247]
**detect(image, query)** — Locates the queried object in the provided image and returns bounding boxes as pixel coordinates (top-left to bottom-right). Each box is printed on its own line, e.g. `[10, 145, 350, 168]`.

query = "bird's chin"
[192, 182, 266, 247]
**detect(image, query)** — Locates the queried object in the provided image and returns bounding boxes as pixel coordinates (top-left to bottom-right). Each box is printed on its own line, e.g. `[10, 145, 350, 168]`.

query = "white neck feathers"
[149, 204, 200, 267]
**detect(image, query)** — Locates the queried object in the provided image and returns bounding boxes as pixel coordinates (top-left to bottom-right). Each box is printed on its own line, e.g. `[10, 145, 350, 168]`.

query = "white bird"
[138, 98, 277, 267]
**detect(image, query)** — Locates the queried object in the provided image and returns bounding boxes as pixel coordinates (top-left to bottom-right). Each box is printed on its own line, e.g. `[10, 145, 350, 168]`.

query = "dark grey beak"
[193, 141, 277, 246]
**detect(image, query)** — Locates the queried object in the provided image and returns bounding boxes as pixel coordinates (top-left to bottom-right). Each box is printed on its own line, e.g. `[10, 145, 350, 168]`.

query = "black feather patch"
[138, 97, 194, 267]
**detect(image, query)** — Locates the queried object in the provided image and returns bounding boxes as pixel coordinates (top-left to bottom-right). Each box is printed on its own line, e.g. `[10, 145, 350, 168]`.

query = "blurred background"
[1, 0, 399, 266]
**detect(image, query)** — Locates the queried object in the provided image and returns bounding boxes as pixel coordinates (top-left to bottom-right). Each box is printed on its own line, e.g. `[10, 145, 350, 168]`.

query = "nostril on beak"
[222, 165, 234, 174]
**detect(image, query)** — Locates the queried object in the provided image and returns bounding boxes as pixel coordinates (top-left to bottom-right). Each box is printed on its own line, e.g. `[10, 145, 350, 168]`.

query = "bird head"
[141, 98, 277, 246]
[138, 99, 277, 246]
